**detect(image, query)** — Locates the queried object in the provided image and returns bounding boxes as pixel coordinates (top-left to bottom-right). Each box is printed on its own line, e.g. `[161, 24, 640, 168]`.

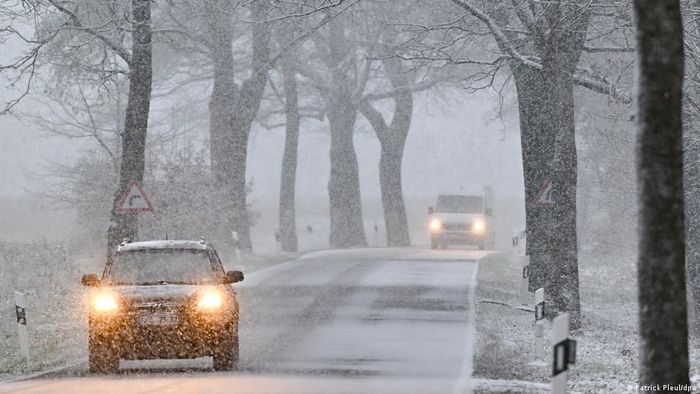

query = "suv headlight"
[92, 292, 119, 312]
[197, 290, 223, 310]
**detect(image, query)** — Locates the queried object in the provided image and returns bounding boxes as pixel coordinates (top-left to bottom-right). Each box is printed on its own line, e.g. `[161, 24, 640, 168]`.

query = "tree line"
[0, 0, 699, 384]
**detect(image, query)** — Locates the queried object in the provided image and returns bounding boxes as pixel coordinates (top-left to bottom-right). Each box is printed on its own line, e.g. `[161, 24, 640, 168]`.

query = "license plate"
[137, 313, 179, 326]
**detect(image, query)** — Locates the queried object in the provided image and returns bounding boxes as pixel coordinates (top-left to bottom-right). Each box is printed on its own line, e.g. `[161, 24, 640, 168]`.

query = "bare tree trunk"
[360, 106, 411, 247]
[327, 89, 367, 248]
[634, 0, 689, 387]
[511, 68, 551, 292]
[683, 0, 700, 334]
[106, 0, 152, 254]
[379, 143, 410, 247]
[206, 1, 270, 253]
[359, 59, 412, 247]
[541, 28, 582, 324]
[228, 2, 271, 253]
[505, 2, 587, 326]
[279, 53, 299, 252]
[206, 0, 239, 251]
[325, 25, 367, 249]
[379, 59, 412, 247]
[684, 117, 700, 331]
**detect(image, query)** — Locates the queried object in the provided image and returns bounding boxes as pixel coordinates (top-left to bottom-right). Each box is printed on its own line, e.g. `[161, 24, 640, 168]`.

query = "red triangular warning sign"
[115, 180, 154, 213]
[531, 178, 555, 208]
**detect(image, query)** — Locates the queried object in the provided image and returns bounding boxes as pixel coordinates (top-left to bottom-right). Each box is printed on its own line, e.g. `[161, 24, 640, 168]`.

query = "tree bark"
[541, 34, 582, 324]
[359, 59, 412, 247]
[324, 24, 367, 248]
[106, 0, 152, 254]
[206, 0, 239, 251]
[327, 89, 367, 248]
[634, 0, 689, 387]
[502, 2, 587, 326]
[684, 114, 700, 331]
[279, 53, 299, 252]
[511, 67, 551, 292]
[379, 144, 410, 247]
[227, 2, 271, 253]
[206, 0, 271, 253]
[683, 0, 700, 334]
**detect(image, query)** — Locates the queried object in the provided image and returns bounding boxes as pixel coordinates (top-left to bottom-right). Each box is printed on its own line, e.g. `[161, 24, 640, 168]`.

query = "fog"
[1, 86, 525, 250]
[0, 1, 690, 392]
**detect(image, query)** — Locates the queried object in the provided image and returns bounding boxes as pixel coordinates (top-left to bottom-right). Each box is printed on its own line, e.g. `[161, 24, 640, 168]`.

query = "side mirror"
[81, 274, 100, 287]
[428, 206, 434, 215]
[223, 270, 244, 284]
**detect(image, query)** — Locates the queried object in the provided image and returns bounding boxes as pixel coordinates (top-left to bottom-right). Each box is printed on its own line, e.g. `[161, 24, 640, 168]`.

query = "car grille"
[443, 223, 470, 231]
[131, 301, 183, 313]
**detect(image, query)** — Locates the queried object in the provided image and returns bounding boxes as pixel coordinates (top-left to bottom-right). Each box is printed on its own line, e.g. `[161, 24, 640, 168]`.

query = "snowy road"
[0, 248, 484, 394]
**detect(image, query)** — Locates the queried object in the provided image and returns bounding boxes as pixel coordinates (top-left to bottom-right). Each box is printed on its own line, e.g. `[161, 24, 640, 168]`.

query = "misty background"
[0, 70, 529, 253]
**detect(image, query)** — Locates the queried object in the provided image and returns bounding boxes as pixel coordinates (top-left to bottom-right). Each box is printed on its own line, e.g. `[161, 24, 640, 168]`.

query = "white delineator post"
[534, 287, 545, 359]
[511, 229, 526, 265]
[14, 291, 30, 362]
[551, 312, 576, 394]
[520, 255, 531, 305]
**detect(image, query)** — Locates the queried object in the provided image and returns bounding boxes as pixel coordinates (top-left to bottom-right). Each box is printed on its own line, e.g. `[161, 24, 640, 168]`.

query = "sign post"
[552, 313, 577, 394]
[14, 291, 30, 362]
[534, 288, 545, 359]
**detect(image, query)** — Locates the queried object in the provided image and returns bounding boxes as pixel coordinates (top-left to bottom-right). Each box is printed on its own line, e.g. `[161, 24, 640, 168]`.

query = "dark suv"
[81, 240, 244, 373]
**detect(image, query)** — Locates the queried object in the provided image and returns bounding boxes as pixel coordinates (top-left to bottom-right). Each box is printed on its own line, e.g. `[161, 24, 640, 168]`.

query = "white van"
[428, 187, 495, 250]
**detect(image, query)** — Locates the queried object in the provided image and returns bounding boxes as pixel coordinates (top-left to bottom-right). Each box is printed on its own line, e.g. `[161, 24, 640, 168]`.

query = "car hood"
[109, 284, 202, 302]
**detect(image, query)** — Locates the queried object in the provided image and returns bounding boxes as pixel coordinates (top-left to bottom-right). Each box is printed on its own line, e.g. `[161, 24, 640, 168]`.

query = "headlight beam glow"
[93, 293, 119, 312]
[197, 291, 223, 310]
[472, 219, 485, 234]
[429, 218, 442, 232]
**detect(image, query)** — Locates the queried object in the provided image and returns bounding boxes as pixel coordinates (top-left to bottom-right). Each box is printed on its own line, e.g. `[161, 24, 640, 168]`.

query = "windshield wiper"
[107, 280, 198, 286]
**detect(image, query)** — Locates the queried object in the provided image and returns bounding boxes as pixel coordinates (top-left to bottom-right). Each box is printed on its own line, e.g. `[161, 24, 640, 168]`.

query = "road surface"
[0, 248, 485, 394]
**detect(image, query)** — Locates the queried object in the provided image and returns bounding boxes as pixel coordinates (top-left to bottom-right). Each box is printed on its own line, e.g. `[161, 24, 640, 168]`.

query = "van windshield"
[436, 195, 483, 214]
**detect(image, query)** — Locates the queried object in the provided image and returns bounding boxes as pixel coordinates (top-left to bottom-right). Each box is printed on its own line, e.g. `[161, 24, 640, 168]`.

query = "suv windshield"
[107, 249, 214, 285]
[436, 195, 484, 214]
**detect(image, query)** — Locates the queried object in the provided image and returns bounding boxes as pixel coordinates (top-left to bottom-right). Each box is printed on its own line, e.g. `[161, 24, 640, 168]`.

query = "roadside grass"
[473, 252, 549, 391]
[472, 251, 680, 393]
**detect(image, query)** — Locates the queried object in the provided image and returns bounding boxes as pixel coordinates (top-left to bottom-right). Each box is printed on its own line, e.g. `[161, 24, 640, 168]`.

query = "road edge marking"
[2, 358, 88, 384]
[453, 260, 480, 394]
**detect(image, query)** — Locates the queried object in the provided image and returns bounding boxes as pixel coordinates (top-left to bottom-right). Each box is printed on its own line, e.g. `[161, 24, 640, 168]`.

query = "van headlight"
[472, 219, 485, 234]
[429, 218, 442, 232]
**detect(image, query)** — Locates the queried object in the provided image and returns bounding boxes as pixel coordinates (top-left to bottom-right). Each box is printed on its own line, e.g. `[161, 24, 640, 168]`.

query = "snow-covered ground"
[470, 252, 700, 393]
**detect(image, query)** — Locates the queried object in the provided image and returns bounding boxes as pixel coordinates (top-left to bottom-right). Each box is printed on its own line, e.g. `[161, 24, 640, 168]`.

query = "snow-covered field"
[472, 252, 700, 393]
